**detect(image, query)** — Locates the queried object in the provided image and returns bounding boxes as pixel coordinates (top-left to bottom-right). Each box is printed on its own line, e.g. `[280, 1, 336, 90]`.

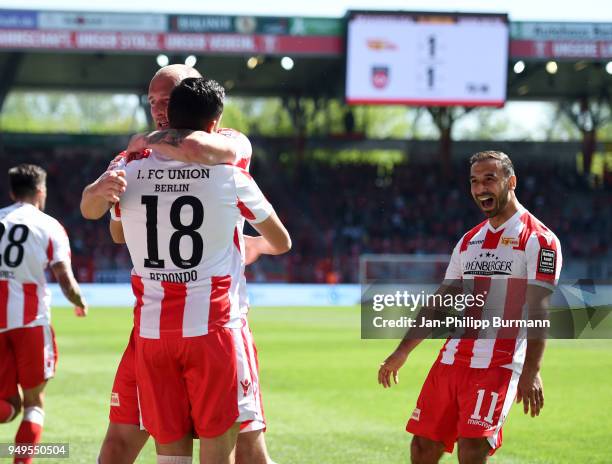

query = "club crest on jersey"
[500, 237, 519, 247]
[371, 66, 389, 89]
[240, 379, 251, 397]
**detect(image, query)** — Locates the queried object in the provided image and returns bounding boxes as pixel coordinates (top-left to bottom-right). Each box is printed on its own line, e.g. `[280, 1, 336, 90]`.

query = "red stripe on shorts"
[160, 282, 187, 335]
[0, 280, 8, 328]
[209, 276, 231, 327]
[22, 283, 39, 325]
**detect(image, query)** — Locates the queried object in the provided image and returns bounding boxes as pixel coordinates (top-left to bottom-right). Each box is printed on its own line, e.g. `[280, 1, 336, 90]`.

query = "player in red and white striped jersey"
[0, 164, 87, 464]
[378, 151, 562, 463]
[117, 77, 290, 463]
[81, 65, 275, 464]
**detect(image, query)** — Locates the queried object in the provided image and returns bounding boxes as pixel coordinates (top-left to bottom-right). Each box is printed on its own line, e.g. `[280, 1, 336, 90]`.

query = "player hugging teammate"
[81, 65, 290, 464]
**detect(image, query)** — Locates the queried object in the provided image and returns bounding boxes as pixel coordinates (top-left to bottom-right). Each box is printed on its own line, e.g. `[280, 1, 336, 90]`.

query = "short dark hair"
[168, 77, 225, 131]
[8, 164, 46, 199]
[469, 151, 515, 178]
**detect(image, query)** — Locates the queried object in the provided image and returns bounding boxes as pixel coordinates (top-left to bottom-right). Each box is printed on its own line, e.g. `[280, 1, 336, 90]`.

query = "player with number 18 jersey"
[118, 147, 274, 443]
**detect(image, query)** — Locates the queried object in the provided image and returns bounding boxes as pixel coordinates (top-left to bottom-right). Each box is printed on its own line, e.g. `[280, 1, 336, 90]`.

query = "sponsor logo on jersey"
[240, 379, 251, 397]
[500, 237, 519, 247]
[411, 408, 421, 421]
[110, 392, 120, 407]
[463, 252, 513, 275]
[468, 239, 485, 246]
[537, 249, 556, 274]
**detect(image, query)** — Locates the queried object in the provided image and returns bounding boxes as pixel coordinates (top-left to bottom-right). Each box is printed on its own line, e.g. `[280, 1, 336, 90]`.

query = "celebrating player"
[378, 151, 562, 463]
[114, 76, 290, 463]
[81, 65, 275, 464]
[0, 164, 87, 464]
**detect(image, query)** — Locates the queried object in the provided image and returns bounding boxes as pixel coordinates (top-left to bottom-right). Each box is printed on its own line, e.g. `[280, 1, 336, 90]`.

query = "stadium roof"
[0, 9, 610, 101]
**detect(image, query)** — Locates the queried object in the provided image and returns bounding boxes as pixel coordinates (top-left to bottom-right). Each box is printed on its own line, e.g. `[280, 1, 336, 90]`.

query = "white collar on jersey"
[486, 203, 527, 232]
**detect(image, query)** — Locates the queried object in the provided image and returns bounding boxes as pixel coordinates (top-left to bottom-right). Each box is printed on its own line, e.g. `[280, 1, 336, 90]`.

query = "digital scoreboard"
[346, 11, 509, 107]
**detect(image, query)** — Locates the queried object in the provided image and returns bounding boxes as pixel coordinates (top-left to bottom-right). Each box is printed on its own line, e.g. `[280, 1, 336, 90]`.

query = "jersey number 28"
[0, 223, 29, 268]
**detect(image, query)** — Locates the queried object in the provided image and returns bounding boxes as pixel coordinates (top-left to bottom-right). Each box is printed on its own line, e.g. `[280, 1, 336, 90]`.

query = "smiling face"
[470, 159, 516, 218]
[147, 74, 178, 130]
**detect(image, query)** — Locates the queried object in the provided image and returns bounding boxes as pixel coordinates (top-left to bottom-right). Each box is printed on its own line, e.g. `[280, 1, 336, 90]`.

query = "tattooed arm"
[127, 129, 238, 165]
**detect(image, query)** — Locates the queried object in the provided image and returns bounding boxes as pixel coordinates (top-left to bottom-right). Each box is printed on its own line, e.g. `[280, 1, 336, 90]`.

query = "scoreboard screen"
[345, 11, 509, 107]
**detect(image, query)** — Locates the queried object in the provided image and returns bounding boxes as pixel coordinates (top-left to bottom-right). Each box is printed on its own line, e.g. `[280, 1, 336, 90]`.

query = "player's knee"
[410, 436, 444, 464]
[457, 438, 490, 464]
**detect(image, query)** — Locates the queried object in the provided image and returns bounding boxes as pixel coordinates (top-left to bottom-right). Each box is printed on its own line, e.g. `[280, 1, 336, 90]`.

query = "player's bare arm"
[249, 212, 292, 256]
[109, 220, 125, 244]
[127, 129, 238, 165]
[243, 230, 291, 265]
[378, 283, 462, 388]
[516, 284, 550, 418]
[51, 261, 88, 317]
[80, 169, 127, 220]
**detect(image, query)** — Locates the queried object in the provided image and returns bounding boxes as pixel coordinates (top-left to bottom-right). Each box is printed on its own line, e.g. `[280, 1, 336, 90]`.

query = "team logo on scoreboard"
[367, 39, 397, 51]
[371, 66, 389, 89]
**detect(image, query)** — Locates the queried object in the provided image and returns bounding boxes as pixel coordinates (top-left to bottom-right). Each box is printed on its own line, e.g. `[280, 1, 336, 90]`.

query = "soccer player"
[0, 164, 87, 464]
[378, 151, 562, 464]
[115, 76, 290, 463]
[80, 65, 274, 464]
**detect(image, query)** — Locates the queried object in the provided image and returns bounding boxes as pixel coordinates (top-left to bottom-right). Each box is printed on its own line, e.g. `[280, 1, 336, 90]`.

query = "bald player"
[81, 65, 274, 464]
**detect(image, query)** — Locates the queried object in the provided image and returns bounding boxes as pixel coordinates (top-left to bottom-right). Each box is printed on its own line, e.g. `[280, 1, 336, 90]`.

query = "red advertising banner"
[510, 39, 612, 59]
[0, 29, 342, 55]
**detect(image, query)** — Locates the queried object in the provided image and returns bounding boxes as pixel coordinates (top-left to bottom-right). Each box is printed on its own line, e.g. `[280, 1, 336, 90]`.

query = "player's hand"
[74, 299, 88, 317]
[74, 305, 87, 317]
[91, 170, 127, 203]
[378, 349, 409, 388]
[516, 369, 544, 417]
[127, 133, 148, 155]
[244, 236, 263, 265]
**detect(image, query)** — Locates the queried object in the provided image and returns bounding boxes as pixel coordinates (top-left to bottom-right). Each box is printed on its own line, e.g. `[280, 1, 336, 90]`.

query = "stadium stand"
[0, 147, 609, 283]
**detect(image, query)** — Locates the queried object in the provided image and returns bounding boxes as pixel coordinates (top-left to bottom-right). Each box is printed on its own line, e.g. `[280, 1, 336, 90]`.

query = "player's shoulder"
[457, 219, 488, 252]
[22, 207, 65, 237]
[217, 127, 252, 167]
[217, 127, 246, 140]
[0, 203, 17, 218]
[520, 211, 560, 249]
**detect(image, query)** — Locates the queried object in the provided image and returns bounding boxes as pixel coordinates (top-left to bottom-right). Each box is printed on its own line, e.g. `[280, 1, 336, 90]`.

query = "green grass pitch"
[1, 306, 611, 463]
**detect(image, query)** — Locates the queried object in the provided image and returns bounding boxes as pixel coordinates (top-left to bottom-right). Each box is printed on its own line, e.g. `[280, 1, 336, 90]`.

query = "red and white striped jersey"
[118, 150, 272, 339]
[439, 206, 562, 372]
[217, 128, 253, 314]
[109, 129, 254, 316]
[0, 203, 71, 331]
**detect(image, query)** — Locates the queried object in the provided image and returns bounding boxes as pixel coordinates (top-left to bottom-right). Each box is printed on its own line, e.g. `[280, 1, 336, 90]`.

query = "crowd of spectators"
[0, 147, 610, 282]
